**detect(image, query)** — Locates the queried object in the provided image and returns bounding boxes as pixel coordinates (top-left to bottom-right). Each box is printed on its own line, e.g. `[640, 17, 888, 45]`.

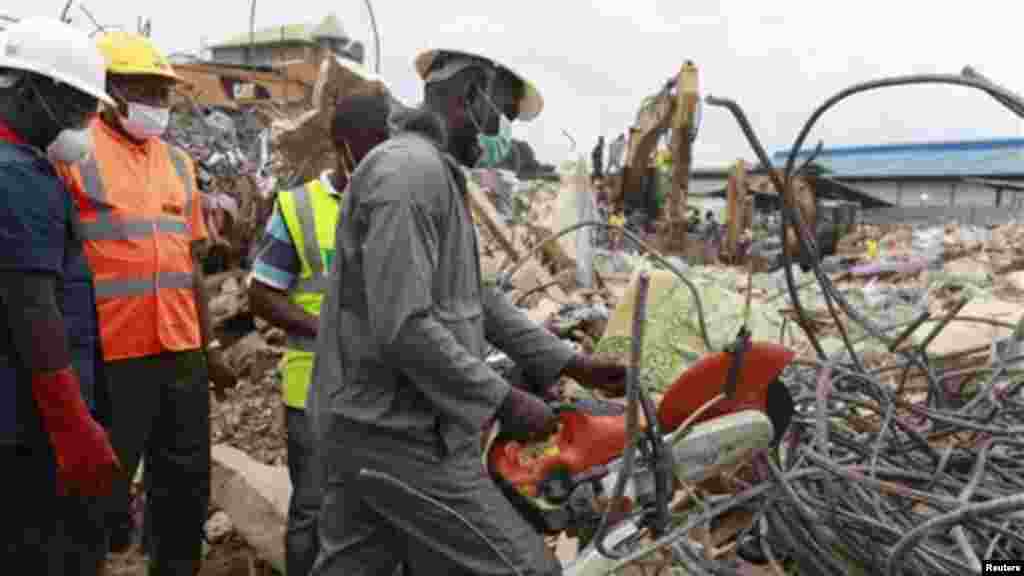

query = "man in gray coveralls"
[307, 48, 629, 576]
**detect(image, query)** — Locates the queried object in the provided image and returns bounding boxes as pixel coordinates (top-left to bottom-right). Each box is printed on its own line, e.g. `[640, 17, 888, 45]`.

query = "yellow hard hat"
[95, 31, 179, 82]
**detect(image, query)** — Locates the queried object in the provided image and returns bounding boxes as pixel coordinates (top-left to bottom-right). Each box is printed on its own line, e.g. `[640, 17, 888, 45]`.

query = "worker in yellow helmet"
[54, 31, 235, 574]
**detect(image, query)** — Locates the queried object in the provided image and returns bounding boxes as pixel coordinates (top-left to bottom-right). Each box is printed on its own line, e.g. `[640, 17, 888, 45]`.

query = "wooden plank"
[726, 160, 741, 258]
[726, 160, 749, 261]
[466, 180, 570, 303]
[465, 180, 522, 262]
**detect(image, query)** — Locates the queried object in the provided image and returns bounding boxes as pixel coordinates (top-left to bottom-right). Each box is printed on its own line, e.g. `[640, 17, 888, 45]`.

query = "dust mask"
[47, 128, 93, 165]
[467, 85, 514, 169]
[121, 102, 170, 140]
[475, 113, 513, 169]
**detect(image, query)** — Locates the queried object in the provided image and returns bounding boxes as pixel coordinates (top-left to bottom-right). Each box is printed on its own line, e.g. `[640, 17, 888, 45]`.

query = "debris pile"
[167, 100, 288, 272]
[205, 272, 287, 466]
[600, 220, 1024, 573]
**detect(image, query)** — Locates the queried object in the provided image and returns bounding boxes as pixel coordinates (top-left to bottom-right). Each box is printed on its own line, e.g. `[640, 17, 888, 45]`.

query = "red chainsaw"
[485, 337, 796, 571]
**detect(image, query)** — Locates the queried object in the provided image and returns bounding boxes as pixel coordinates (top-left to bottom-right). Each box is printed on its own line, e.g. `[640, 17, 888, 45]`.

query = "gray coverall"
[307, 116, 573, 576]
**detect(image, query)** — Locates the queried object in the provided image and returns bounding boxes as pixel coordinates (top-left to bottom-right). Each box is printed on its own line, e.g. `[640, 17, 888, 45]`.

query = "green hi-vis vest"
[276, 179, 339, 408]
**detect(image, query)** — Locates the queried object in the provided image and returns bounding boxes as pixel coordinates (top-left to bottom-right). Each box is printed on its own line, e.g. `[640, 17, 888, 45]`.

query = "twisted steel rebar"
[481, 69, 1024, 574]
[588, 70, 1024, 574]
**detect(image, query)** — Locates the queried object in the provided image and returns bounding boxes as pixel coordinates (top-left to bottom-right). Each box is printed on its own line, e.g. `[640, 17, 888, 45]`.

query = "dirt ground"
[104, 369, 288, 576]
[104, 532, 277, 576]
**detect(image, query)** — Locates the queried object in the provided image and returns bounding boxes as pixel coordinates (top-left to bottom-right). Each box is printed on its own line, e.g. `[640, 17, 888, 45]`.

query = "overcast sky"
[12, 0, 1024, 167]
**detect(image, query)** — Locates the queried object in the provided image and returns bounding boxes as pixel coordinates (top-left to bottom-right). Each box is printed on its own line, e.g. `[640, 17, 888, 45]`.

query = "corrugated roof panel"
[772, 138, 1024, 177]
[212, 22, 313, 48]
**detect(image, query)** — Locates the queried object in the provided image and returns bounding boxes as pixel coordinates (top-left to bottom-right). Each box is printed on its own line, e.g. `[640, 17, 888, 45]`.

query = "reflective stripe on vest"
[77, 152, 194, 244]
[278, 181, 338, 353]
[277, 179, 338, 408]
[77, 150, 195, 298]
[71, 135, 201, 362]
[290, 184, 330, 296]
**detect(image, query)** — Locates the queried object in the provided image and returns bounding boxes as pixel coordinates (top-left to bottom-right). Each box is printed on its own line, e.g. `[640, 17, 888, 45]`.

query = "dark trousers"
[311, 416, 561, 576]
[286, 406, 321, 576]
[2, 442, 107, 575]
[104, 350, 211, 576]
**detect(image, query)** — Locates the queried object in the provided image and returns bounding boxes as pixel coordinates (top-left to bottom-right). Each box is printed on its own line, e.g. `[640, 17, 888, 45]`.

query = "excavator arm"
[612, 61, 700, 249]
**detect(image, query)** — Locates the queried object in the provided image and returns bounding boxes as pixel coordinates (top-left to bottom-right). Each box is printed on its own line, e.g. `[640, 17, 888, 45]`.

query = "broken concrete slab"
[926, 298, 1024, 357]
[555, 534, 578, 567]
[210, 444, 290, 574]
[1007, 270, 1024, 293]
[944, 258, 991, 284]
[221, 332, 282, 383]
[273, 54, 392, 186]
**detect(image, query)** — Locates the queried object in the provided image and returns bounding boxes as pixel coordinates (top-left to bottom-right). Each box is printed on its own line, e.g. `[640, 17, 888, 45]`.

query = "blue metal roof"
[771, 138, 1024, 178]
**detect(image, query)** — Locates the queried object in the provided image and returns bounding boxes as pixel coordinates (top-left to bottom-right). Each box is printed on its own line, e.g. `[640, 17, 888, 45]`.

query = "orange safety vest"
[59, 119, 206, 362]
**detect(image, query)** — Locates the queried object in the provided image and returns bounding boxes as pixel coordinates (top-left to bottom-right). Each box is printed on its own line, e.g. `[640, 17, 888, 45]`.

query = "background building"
[689, 138, 1024, 226]
[206, 13, 363, 68]
[771, 138, 1024, 210]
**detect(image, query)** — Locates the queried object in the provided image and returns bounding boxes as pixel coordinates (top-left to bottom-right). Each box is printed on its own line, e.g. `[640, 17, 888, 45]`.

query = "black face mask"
[30, 77, 97, 131]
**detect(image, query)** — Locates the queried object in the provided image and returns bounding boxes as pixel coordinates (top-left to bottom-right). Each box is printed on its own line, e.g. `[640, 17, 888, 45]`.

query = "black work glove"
[496, 387, 558, 442]
[562, 353, 628, 397]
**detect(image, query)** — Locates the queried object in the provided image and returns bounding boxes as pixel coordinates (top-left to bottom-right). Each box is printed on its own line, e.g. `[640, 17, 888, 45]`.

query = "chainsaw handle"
[723, 327, 752, 400]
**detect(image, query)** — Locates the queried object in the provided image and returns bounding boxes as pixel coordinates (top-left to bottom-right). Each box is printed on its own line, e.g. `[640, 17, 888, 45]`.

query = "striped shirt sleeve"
[250, 203, 300, 291]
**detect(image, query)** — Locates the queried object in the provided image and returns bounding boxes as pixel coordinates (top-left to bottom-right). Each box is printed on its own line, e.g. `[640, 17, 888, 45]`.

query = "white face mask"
[47, 128, 93, 165]
[120, 102, 170, 140]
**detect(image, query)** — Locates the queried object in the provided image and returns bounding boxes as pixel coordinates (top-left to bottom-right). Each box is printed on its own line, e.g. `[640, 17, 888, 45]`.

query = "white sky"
[10, 0, 1024, 167]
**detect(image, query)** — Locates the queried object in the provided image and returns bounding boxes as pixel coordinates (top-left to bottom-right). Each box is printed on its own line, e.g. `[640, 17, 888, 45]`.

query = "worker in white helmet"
[0, 17, 121, 575]
[306, 48, 627, 575]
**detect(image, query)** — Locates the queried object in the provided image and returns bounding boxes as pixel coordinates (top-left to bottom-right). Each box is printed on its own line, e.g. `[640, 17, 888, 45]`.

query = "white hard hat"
[0, 17, 113, 106]
[414, 49, 544, 122]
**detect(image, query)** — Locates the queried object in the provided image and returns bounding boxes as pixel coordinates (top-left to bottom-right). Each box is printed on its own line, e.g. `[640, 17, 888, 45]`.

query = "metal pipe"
[362, 0, 381, 73]
[594, 271, 649, 560]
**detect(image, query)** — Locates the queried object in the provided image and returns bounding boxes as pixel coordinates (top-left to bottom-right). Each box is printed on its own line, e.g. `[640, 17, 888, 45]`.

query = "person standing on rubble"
[306, 48, 629, 576]
[0, 17, 121, 574]
[54, 31, 236, 575]
[248, 92, 393, 576]
[592, 134, 605, 182]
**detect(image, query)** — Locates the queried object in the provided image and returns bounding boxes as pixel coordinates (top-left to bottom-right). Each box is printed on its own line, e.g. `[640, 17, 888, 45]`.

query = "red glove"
[31, 368, 121, 497]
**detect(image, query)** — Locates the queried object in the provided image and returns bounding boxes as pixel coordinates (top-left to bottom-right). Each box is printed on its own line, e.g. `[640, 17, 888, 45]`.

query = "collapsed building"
[8, 8, 1024, 569]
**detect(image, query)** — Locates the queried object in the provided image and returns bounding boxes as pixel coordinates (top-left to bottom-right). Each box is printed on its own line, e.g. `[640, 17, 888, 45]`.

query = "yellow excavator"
[607, 61, 817, 261]
[606, 61, 701, 251]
